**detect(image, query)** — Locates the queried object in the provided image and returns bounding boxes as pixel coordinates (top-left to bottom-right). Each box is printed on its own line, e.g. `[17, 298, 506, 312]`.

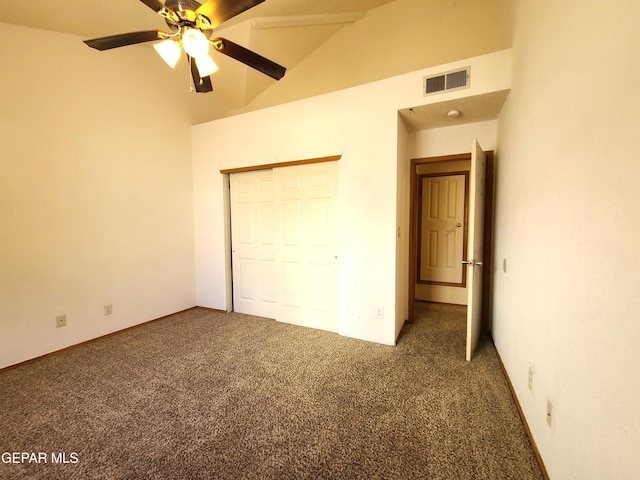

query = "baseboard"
[0, 306, 224, 372]
[494, 343, 550, 480]
[197, 306, 227, 314]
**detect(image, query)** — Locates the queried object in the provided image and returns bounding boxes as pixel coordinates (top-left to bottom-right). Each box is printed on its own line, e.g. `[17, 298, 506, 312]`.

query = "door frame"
[408, 151, 495, 328]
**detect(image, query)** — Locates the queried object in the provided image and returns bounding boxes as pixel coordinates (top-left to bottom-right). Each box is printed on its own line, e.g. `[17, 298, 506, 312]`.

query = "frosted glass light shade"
[153, 39, 181, 68]
[195, 54, 219, 77]
[182, 28, 209, 58]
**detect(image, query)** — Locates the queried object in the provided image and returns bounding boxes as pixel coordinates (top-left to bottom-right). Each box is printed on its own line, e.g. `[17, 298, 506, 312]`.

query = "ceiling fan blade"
[212, 37, 286, 80]
[196, 0, 265, 28]
[84, 31, 164, 51]
[190, 57, 214, 93]
[138, 0, 167, 12]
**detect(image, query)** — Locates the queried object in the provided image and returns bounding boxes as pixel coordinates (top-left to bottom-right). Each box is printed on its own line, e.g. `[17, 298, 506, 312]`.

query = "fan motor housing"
[164, 0, 206, 30]
[165, 0, 202, 11]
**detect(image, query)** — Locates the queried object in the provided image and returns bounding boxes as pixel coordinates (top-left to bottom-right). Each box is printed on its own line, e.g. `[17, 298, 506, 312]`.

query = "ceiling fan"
[83, 0, 286, 93]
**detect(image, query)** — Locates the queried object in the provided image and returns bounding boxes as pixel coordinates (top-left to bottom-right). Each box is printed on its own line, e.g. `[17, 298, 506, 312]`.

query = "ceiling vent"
[424, 67, 471, 96]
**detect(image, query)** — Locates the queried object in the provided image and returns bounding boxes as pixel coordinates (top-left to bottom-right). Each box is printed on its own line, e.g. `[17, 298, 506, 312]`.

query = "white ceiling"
[0, 0, 398, 122]
[0, 0, 396, 39]
[399, 90, 511, 132]
[0, 0, 512, 128]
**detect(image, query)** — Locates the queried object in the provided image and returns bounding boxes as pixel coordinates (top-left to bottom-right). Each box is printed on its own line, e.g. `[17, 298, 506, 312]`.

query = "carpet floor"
[0, 303, 543, 479]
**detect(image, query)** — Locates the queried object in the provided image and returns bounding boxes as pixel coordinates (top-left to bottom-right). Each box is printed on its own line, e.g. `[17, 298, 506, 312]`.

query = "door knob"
[462, 260, 483, 267]
[456, 222, 462, 227]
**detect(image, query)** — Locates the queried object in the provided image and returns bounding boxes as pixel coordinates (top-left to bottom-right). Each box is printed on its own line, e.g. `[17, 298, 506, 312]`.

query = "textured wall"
[493, 1, 640, 477]
[0, 24, 196, 368]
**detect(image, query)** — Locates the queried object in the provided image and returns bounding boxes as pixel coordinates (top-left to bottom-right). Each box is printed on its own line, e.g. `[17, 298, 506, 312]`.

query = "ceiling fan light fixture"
[153, 39, 182, 68]
[82, 0, 286, 92]
[182, 28, 209, 59]
[195, 54, 219, 77]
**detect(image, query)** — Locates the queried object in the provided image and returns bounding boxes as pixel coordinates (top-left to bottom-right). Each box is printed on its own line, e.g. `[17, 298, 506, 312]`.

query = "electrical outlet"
[104, 304, 113, 316]
[374, 306, 384, 319]
[528, 366, 534, 392]
[546, 400, 553, 427]
[56, 315, 67, 328]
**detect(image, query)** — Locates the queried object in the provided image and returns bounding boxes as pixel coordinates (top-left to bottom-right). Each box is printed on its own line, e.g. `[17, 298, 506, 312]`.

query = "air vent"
[424, 67, 470, 96]
[425, 75, 446, 94]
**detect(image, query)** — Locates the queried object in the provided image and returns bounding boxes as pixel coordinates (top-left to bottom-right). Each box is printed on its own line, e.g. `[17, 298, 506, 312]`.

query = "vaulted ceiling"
[0, 0, 513, 125]
[0, 0, 396, 38]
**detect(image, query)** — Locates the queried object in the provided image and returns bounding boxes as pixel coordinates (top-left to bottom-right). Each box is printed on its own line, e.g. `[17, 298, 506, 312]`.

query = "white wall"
[242, 0, 513, 117]
[192, 50, 511, 345]
[0, 24, 196, 368]
[395, 116, 410, 338]
[494, 1, 640, 478]
[193, 84, 400, 344]
[409, 120, 497, 159]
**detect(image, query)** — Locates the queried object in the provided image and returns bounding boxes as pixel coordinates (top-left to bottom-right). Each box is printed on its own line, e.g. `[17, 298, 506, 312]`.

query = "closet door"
[230, 162, 339, 332]
[230, 170, 276, 318]
[274, 162, 338, 332]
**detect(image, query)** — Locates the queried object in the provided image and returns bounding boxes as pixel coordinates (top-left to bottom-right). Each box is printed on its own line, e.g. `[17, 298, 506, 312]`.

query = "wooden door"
[418, 173, 466, 285]
[465, 140, 487, 361]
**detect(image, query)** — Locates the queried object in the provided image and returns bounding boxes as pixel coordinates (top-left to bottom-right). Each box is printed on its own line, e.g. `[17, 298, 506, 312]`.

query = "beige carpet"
[0, 303, 543, 479]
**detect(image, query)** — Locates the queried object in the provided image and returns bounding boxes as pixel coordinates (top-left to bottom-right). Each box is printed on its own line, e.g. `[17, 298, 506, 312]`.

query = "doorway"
[416, 162, 470, 305]
[408, 150, 494, 332]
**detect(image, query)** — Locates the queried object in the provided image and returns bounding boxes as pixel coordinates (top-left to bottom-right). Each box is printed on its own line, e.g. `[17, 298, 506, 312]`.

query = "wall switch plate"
[104, 305, 113, 316]
[528, 366, 534, 392]
[56, 315, 67, 328]
[546, 400, 553, 427]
